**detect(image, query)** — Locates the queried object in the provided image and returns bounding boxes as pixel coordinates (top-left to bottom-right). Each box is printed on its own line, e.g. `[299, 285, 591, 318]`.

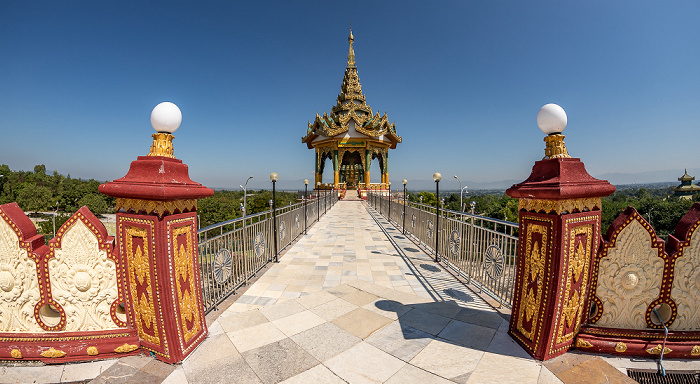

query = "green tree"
[78, 193, 108, 215]
[16, 184, 54, 212]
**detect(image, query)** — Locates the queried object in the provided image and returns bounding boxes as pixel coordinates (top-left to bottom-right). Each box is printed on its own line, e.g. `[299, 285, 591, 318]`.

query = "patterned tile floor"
[3, 200, 698, 383]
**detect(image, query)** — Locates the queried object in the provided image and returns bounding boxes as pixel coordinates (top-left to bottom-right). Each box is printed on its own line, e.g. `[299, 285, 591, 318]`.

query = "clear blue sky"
[1, 1, 699, 190]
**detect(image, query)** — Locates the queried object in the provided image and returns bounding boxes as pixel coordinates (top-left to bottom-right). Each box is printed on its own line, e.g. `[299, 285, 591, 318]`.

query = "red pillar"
[99, 104, 213, 363]
[505, 105, 615, 360]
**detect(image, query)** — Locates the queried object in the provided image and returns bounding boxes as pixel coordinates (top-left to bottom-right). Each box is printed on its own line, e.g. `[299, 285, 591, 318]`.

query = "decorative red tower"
[506, 104, 615, 360]
[99, 102, 214, 363]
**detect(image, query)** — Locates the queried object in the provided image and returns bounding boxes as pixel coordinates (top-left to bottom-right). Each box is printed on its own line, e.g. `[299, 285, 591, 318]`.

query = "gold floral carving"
[646, 344, 672, 355]
[670, 226, 700, 330]
[10, 349, 22, 359]
[117, 198, 196, 217]
[543, 134, 570, 159]
[48, 219, 120, 331]
[148, 133, 175, 158]
[596, 220, 664, 329]
[575, 339, 593, 348]
[691, 346, 700, 356]
[615, 342, 627, 353]
[517, 224, 548, 342]
[40, 347, 66, 358]
[173, 224, 201, 343]
[518, 198, 601, 215]
[556, 224, 593, 345]
[114, 343, 139, 353]
[0, 214, 42, 332]
[87, 346, 99, 356]
[126, 227, 160, 345]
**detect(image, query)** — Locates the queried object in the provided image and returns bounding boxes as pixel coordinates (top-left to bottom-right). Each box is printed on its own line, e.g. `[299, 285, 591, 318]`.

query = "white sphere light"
[151, 102, 182, 133]
[537, 103, 567, 135]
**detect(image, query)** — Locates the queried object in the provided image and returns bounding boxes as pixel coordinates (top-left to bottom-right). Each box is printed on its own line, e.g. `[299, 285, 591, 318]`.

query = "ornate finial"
[148, 102, 180, 158]
[538, 104, 571, 160]
[347, 29, 356, 68]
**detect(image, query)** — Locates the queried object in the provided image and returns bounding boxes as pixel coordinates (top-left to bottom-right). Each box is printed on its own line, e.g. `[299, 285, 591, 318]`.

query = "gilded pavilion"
[672, 169, 700, 198]
[302, 30, 401, 190]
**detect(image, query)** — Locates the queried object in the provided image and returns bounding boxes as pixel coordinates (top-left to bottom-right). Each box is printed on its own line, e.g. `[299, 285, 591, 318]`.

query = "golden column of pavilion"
[302, 30, 401, 191]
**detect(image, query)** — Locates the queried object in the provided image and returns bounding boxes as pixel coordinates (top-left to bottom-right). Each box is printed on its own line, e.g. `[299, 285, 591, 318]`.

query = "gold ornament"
[148, 133, 175, 158]
[10, 349, 22, 359]
[543, 134, 570, 159]
[114, 343, 139, 353]
[87, 346, 99, 356]
[575, 339, 593, 348]
[691, 346, 700, 356]
[117, 198, 197, 217]
[646, 344, 672, 355]
[519, 198, 601, 215]
[615, 342, 627, 353]
[40, 348, 66, 358]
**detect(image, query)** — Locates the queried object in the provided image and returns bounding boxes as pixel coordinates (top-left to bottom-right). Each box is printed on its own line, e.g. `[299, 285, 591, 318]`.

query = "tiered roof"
[302, 31, 401, 149]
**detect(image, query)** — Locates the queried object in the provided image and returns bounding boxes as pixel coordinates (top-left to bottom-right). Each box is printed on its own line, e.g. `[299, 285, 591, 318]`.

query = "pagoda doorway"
[339, 151, 364, 189]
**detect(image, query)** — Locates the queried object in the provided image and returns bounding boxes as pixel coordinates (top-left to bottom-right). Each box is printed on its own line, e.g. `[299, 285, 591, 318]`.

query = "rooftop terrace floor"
[2, 201, 698, 383]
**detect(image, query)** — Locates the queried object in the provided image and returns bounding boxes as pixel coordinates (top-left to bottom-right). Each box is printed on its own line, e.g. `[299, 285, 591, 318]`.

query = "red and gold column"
[100, 102, 214, 363]
[505, 104, 615, 360]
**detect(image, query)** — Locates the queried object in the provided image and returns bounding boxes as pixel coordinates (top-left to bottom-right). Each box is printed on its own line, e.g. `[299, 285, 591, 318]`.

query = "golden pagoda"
[302, 30, 401, 190]
[672, 169, 700, 198]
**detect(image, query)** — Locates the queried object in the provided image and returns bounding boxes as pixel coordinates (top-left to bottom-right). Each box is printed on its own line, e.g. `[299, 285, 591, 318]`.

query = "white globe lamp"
[537, 103, 567, 135]
[151, 102, 182, 134]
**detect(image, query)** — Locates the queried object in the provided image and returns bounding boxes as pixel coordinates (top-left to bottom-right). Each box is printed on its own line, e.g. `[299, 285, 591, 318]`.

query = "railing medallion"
[213, 249, 233, 284]
[280, 221, 286, 241]
[484, 244, 505, 279]
[449, 229, 461, 257]
[254, 232, 265, 257]
[295, 214, 300, 229]
[427, 219, 434, 239]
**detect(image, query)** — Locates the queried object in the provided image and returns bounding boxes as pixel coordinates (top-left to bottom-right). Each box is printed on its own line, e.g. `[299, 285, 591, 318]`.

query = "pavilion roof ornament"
[302, 30, 401, 149]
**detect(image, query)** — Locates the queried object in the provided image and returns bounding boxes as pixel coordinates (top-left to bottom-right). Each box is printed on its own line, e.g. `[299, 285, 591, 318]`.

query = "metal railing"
[197, 190, 339, 314]
[368, 191, 518, 308]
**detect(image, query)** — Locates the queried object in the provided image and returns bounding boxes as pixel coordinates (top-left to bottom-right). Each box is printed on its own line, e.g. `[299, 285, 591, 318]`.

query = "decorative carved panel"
[595, 216, 665, 329]
[0, 205, 42, 332]
[48, 208, 120, 331]
[670, 206, 700, 331]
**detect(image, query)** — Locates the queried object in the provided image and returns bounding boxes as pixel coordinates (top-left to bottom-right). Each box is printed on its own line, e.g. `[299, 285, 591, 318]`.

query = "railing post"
[99, 102, 213, 363]
[505, 104, 615, 360]
[433, 173, 442, 262]
[402, 180, 407, 234]
[304, 180, 308, 234]
[270, 173, 278, 263]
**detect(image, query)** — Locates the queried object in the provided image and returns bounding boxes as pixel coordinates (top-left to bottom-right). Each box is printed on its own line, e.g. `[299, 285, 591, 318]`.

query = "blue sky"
[1, 1, 699, 190]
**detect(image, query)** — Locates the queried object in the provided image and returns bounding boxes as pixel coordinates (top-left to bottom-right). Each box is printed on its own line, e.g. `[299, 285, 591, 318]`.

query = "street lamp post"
[52, 202, 59, 237]
[453, 175, 462, 212]
[316, 182, 320, 222]
[239, 176, 253, 219]
[304, 179, 309, 234]
[433, 172, 442, 262]
[270, 173, 279, 262]
[388, 182, 392, 221]
[402, 179, 407, 234]
[461, 186, 469, 211]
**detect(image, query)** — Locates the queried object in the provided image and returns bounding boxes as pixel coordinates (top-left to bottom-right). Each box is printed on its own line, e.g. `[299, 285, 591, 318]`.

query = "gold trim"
[519, 198, 601, 215]
[10, 349, 22, 359]
[148, 133, 175, 158]
[646, 344, 672, 355]
[172, 223, 201, 342]
[114, 343, 139, 353]
[543, 134, 570, 159]
[615, 342, 627, 353]
[40, 347, 66, 358]
[575, 339, 593, 348]
[87, 346, 99, 356]
[117, 198, 197, 216]
[691, 346, 700, 356]
[126, 226, 160, 346]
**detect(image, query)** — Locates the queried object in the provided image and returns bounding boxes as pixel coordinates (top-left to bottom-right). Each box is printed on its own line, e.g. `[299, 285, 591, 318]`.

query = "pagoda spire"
[347, 29, 356, 68]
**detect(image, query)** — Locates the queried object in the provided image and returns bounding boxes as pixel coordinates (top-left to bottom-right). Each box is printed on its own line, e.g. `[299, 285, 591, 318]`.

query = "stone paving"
[3, 200, 699, 383]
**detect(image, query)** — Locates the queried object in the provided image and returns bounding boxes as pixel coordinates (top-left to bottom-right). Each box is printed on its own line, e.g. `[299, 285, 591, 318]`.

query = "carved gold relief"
[646, 344, 672, 355]
[691, 346, 700, 356]
[519, 198, 601, 215]
[615, 342, 627, 353]
[87, 346, 99, 356]
[596, 220, 664, 329]
[0, 214, 42, 332]
[125, 226, 160, 345]
[40, 347, 66, 358]
[48, 219, 120, 331]
[148, 132, 175, 158]
[670, 226, 700, 331]
[10, 349, 22, 359]
[114, 343, 139, 353]
[575, 339, 593, 348]
[172, 224, 201, 343]
[117, 198, 196, 217]
[517, 223, 548, 342]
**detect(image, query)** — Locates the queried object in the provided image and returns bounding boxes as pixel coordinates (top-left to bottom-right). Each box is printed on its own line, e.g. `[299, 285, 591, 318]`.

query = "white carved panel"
[596, 220, 663, 329]
[670, 228, 700, 330]
[48, 220, 119, 331]
[0, 216, 42, 332]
